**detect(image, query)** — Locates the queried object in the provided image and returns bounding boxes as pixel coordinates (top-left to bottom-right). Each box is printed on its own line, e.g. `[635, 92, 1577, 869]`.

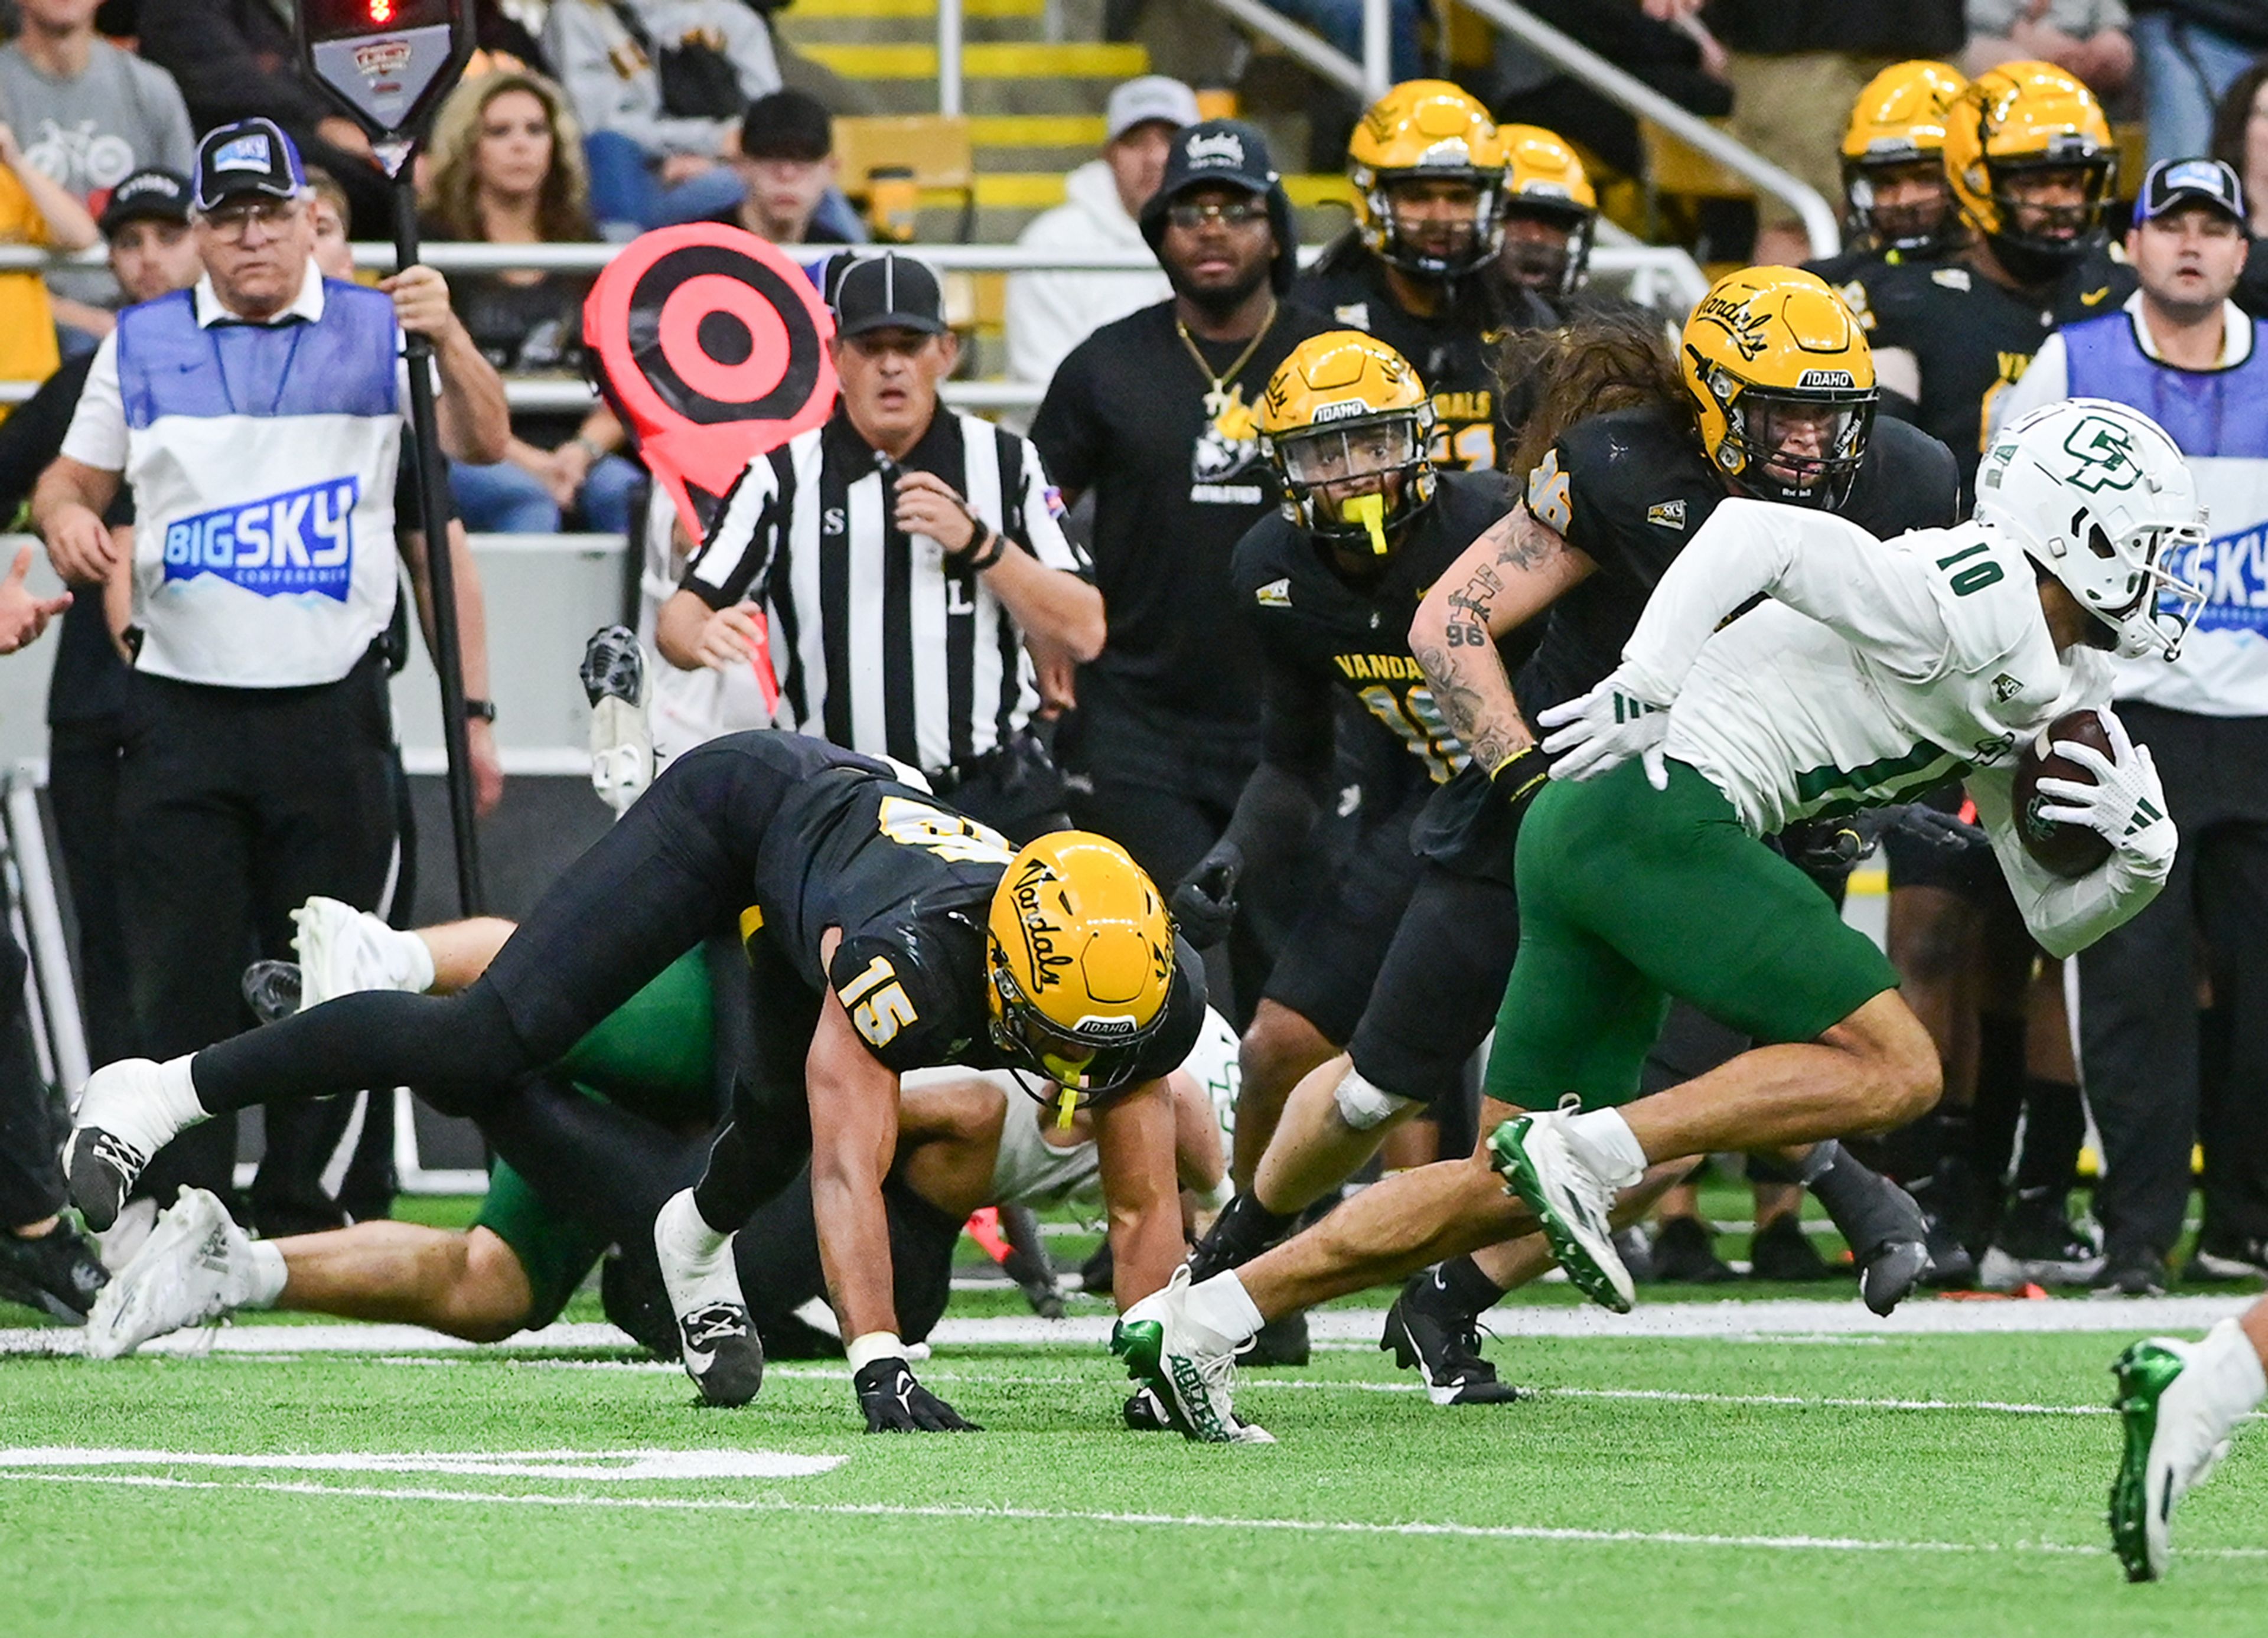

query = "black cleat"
[1979, 1187, 2103, 1289]
[240, 959, 303, 1025]
[579, 624, 647, 707]
[1123, 1385, 1173, 1431]
[1186, 1192, 1295, 1284]
[1650, 1215, 1736, 1283]
[1243, 1309, 1309, 1367]
[63, 1128, 148, 1235]
[1748, 1213, 1837, 1283]
[1918, 1208, 1977, 1290]
[1381, 1276, 1524, 1406]
[1804, 1141, 1932, 1312]
[0, 1219, 108, 1323]
[676, 1301, 765, 1406]
[2094, 1247, 2170, 1298]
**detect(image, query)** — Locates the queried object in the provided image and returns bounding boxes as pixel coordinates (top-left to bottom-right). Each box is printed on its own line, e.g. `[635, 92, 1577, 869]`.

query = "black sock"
[2013, 1076, 2084, 1195]
[194, 983, 530, 1116]
[1187, 1192, 1295, 1281]
[1970, 1013, 2028, 1187]
[1425, 1253, 1507, 1319]
[477, 1073, 703, 1248]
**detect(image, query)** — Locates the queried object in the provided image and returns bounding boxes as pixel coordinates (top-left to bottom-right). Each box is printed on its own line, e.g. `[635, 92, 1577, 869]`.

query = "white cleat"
[65, 1056, 203, 1233]
[291, 897, 429, 1010]
[653, 1191, 763, 1408]
[1110, 1267, 1273, 1444]
[1490, 1109, 1635, 1314]
[85, 1189, 260, 1359]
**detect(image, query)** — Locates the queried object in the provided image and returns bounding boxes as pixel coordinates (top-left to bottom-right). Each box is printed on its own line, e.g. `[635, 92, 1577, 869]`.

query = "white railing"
[1455, 0, 1841, 256]
[940, 0, 964, 118]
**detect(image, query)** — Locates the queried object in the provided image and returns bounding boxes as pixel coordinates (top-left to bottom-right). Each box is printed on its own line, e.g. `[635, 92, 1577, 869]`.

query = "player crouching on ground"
[1117, 396, 2196, 1441]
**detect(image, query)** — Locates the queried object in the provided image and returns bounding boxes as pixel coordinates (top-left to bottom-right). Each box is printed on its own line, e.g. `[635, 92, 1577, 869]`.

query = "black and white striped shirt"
[684, 406, 1084, 775]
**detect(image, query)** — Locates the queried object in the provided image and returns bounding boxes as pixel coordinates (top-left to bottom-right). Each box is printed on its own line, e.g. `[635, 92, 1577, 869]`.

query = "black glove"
[1169, 841, 1243, 948]
[1795, 803, 1987, 870]
[854, 1358, 981, 1433]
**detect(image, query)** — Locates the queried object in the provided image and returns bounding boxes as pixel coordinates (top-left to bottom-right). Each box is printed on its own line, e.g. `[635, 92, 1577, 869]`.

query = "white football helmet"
[1974, 398, 2207, 660]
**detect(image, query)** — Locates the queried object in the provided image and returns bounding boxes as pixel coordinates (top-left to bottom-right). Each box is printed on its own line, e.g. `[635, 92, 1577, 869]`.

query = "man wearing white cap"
[1006, 75, 1200, 389]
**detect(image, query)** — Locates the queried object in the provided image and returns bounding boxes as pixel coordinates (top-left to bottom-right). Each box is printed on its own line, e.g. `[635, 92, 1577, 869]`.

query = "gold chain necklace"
[1176, 298, 1276, 419]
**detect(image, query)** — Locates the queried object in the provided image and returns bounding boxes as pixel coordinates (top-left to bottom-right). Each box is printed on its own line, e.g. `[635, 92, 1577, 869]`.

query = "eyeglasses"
[198, 198, 301, 240]
[1165, 199, 1266, 230]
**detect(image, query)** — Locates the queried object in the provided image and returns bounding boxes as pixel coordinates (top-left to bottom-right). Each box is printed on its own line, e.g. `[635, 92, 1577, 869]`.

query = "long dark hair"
[1498, 303, 1692, 484]
[2209, 59, 2268, 175]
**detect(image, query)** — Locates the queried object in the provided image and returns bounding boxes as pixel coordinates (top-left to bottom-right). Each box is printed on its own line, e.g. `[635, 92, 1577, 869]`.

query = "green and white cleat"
[1490, 1111, 1634, 1314]
[2110, 1337, 2231, 1582]
[1110, 1267, 1273, 1445]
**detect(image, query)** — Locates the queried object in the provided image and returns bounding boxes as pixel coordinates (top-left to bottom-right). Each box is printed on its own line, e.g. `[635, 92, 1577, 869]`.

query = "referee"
[656, 251, 1102, 841]
[31, 119, 509, 1231]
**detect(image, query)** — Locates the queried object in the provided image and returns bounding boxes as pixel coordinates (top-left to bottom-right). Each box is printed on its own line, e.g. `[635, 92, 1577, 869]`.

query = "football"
[2012, 709, 2116, 878]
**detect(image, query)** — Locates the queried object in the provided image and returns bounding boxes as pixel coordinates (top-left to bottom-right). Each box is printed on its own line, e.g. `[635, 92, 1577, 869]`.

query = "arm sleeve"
[683, 455, 783, 608]
[1618, 497, 1953, 700]
[56, 332, 126, 472]
[1990, 332, 2071, 439]
[1966, 762, 2172, 960]
[1027, 341, 1103, 497]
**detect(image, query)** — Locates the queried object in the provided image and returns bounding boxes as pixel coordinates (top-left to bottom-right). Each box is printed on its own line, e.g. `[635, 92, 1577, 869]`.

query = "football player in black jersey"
[64, 732, 1206, 1431]
[1492, 124, 1598, 306]
[1807, 59, 1970, 296]
[1297, 81, 1555, 474]
[1846, 62, 2129, 1284]
[1164, 331, 1534, 1360]
[1187, 269, 1958, 1403]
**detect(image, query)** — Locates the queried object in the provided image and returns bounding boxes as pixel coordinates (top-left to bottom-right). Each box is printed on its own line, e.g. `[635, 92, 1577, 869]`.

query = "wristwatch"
[463, 698, 497, 723]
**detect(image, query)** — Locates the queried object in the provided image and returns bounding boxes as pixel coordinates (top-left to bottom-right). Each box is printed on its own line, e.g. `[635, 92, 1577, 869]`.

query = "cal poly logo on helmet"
[2061, 413, 2145, 493]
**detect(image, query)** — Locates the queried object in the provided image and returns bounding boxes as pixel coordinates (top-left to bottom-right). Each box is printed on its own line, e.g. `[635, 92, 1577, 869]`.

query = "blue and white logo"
[162, 478, 358, 600]
[2166, 524, 2268, 635]
[213, 135, 272, 173]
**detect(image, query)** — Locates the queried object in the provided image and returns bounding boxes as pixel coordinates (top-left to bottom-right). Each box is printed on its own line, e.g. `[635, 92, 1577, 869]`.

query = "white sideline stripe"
[0, 1448, 844, 1480]
[5, 1294, 2255, 1357]
[4, 1467, 2259, 1562]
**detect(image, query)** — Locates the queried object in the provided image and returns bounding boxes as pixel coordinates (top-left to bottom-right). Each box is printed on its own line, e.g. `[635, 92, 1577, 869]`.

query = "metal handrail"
[1191, 0, 1365, 94]
[939, 0, 964, 118]
[1455, 0, 1841, 257]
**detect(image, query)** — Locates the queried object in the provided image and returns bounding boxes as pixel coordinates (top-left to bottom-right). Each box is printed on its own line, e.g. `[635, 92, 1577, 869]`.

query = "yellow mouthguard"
[1056, 1084, 1079, 1130]
[1343, 491, 1387, 556]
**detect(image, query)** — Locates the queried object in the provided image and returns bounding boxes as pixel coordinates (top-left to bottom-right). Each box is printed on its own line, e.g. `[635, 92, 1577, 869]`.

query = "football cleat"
[1490, 1111, 1634, 1313]
[1979, 1189, 2104, 1290]
[291, 897, 428, 1010]
[1381, 1275, 1523, 1406]
[1803, 1146, 1931, 1315]
[653, 1192, 762, 1407]
[65, 1057, 202, 1233]
[1185, 1192, 1294, 1284]
[1748, 1213, 1836, 1283]
[1111, 1265, 1273, 1444]
[1650, 1215, 1736, 1284]
[240, 960, 304, 1025]
[2109, 1337, 2229, 1582]
[1123, 1386, 1174, 1431]
[84, 1187, 260, 1358]
[582, 625, 653, 816]
[2094, 1248, 2170, 1298]
[1244, 1309, 1310, 1368]
[0, 1216, 107, 1323]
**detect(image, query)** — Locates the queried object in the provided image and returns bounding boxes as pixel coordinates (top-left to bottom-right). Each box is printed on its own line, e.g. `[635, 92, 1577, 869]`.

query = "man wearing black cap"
[0, 166, 201, 1084]
[1996, 154, 2268, 1294]
[728, 90, 865, 247]
[655, 250, 1102, 839]
[1029, 119, 1329, 1022]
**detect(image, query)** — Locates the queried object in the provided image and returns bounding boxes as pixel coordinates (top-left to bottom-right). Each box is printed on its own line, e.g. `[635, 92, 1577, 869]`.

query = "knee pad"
[1334, 1064, 1422, 1132]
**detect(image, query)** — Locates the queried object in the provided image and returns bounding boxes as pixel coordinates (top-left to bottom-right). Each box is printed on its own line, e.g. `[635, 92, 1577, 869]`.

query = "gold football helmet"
[1498, 123, 1596, 298]
[1943, 61, 2116, 276]
[1348, 80, 1508, 278]
[1680, 266, 1878, 509]
[987, 831, 1175, 1112]
[1840, 60, 1967, 254]
[1259, 330, 1438, 557]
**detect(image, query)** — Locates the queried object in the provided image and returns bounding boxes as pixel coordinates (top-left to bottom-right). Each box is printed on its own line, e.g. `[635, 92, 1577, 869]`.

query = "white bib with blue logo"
[116, 279, 403, 688]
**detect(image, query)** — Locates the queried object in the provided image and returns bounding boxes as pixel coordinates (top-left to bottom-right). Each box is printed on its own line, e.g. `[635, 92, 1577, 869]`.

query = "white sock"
[1183, 1271, 1265, 1352]
[654, 1189, 729, 1265]
[245, 1240, 287, 1309]
[2189, 1318, 2268, 1435]
[162, 1055, 215, 1125]
[1565, 1108, 1648, 1190]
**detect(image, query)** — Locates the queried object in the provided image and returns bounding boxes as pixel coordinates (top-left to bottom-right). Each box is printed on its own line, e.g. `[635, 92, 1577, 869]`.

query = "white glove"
[2034, 709, 2175, 869]
[1536, 668, 1673, 789]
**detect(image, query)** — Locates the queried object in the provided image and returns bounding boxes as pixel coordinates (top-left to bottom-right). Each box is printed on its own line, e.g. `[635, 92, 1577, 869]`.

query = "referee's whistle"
[1343, 492, 1387, 556]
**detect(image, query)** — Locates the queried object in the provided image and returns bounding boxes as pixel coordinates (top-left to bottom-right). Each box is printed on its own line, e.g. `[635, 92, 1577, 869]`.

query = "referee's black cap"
[1138, 118, 1298, 295]
[832, 251, 949, 338]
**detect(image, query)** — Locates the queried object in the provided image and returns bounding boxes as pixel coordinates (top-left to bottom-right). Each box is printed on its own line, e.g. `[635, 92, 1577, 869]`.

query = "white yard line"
[0, 1466, 2250, 1563]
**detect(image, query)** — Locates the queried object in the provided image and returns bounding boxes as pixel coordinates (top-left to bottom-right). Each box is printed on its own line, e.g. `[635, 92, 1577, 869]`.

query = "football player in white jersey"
[1115, 396, 2201, 1442]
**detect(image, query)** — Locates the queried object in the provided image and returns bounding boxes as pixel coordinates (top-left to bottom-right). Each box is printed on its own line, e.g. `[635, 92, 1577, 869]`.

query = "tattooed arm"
[1409, 501, 1596, 774]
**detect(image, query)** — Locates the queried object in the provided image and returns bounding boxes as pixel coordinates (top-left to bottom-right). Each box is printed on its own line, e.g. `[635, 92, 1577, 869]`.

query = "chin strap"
[1343, 491, 1389, 555]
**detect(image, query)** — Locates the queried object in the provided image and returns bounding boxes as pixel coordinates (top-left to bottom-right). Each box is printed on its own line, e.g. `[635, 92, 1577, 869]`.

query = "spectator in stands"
[729, 89, 864, 246]
[1964, 1, 2135, 96]
[544, 0, 783, 237]
[421, 68, 643, 535]
[0, 167, 199, 1080]
[1006, 74, 1194, 389]
[2133, 1, 2268, 168]
[1994, 156, 2268, 1293]
[0, 0, 197, 342]
[133, 0, 396, 237]
[0, 112, 97, 394]
[1491, 0, 1731, 183]
[1265, 0, 1424, 86]
[1700, 0, 1969, 262]
[2208, 63, 2268, 317]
